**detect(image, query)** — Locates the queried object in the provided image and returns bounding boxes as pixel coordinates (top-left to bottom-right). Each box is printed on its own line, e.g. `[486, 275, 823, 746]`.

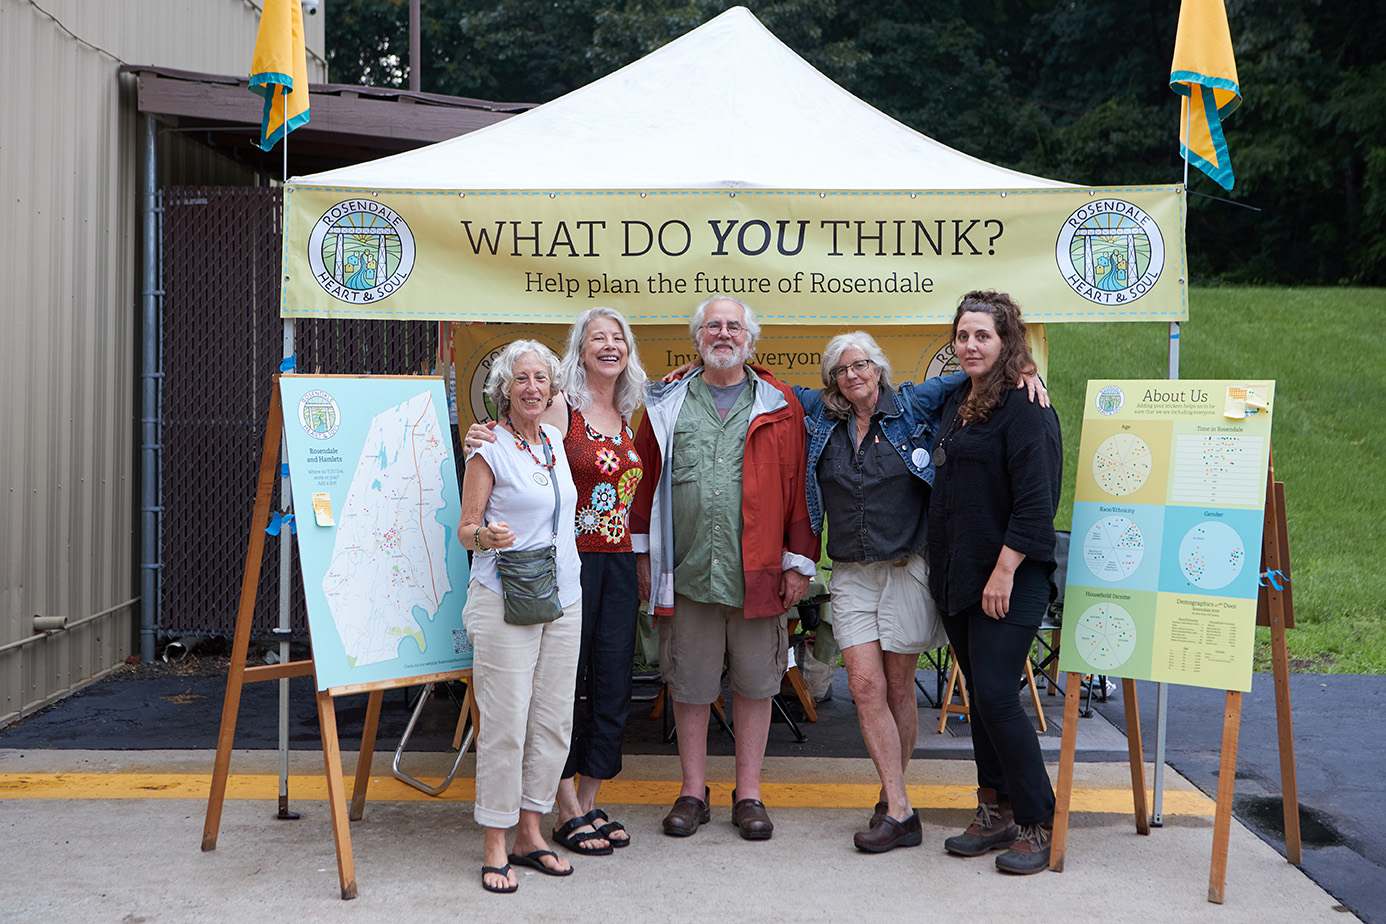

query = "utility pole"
[409, 0, 421, 91]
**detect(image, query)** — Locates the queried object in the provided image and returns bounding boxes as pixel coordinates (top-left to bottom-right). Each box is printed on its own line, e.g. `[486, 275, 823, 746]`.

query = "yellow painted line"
[0, 773, 1215, 815]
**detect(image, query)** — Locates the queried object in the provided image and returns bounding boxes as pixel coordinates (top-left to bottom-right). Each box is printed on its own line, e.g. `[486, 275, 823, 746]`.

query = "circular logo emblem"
[307, 199, 416, 303]
[924, 342, 961, 379]
[1095, 385, 1126, 416]
[1056, 200, 1165, 305]
[298, 389, 341, 439]
[468, 346, 506, 425]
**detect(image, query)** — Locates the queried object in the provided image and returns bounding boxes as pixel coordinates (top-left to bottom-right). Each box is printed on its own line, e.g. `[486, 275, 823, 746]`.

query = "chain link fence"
[161, 186, 436, 639]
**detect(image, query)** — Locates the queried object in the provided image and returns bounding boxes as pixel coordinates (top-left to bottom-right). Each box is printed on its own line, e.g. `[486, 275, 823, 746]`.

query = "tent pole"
[1154, 99, 1195, 828]
[277, 89, 297, 820]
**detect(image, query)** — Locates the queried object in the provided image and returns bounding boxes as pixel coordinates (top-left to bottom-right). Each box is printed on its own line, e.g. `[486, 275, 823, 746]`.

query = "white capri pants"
[464, 579, 582, 829]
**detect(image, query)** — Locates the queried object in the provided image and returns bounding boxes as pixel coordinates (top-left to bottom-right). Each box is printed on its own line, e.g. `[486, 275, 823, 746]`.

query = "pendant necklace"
[507, 417, 555, 469]
[933, 410, 965, 467]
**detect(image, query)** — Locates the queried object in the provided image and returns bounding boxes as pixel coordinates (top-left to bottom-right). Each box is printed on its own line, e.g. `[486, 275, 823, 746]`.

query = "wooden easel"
[1050, 454, 1298, 904]
[200, 379, 472, 900]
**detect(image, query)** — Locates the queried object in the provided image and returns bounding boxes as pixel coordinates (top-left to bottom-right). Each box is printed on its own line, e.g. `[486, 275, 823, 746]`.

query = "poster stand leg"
[1048, 670, 1084, 871]
[202, 383, 286, 852]
[1269, 610, 1301, 864]
[349, 689, 384, 821]
[316, 690, 359, 900]
[1208, 690, 1243, 903]
[1257, 460, 1301, 863]
[1122, 678, 1150, 835]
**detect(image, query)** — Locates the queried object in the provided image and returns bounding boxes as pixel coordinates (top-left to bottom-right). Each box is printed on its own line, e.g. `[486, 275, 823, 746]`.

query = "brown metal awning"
[120, 65, 534, 176]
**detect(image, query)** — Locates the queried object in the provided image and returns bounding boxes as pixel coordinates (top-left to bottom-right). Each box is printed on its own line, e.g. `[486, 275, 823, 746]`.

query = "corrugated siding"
[0, 0, 327, 727]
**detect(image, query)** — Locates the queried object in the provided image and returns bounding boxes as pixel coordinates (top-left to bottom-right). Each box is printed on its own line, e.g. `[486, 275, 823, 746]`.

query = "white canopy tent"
[284, 5, 1181, 326]
[300, 6, 1070, 191]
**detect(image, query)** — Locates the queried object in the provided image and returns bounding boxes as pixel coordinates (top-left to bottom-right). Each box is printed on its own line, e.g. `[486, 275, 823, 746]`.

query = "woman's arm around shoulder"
[896, 371, 968, 424]
[792, 384, 826, 417]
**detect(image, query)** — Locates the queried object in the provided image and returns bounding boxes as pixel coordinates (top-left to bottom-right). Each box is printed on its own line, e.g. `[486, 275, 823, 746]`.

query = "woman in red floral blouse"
[469, 307, 646, 856]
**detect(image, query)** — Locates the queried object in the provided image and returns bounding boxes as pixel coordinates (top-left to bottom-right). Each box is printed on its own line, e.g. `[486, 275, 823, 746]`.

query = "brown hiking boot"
[995, 823, 1053, 874]
[944, 788, 1018, 857]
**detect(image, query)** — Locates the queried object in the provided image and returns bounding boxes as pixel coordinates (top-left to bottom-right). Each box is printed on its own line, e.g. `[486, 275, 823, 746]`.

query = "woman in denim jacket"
[797, 332, 1046, 853]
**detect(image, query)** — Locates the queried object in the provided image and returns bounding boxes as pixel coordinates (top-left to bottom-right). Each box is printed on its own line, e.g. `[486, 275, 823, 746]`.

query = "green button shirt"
[670, 376, 753, 607]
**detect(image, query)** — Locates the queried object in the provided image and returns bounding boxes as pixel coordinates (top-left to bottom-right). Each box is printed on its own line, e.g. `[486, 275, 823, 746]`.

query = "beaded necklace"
[506, 416, 555, 469]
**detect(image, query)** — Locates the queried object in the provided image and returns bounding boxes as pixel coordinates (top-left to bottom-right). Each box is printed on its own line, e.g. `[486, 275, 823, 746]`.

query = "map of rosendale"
[323, 392, 450, 667]
[279, 376, 471, 691]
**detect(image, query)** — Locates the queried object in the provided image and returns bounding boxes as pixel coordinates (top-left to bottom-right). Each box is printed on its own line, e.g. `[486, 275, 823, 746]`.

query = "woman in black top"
[927, 290, 1062, 876]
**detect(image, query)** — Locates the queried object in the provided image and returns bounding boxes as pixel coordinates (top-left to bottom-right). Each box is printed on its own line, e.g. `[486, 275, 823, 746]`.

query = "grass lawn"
[1045, 286, 1386, 673]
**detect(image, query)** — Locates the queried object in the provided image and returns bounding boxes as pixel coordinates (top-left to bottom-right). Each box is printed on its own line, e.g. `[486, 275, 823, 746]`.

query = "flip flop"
[585, 808, 630, 848]
[481, 863, 517, 894]
[507, 849, 574, 877]
[552, 816, 614, 856]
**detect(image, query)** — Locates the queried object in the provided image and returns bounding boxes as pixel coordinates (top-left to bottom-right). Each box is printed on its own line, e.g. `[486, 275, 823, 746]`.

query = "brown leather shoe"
[731, 788, 774, 840]
[868, 800, 888, 831]
[661, 786, 711, 837]
[854, 809, 923, 853]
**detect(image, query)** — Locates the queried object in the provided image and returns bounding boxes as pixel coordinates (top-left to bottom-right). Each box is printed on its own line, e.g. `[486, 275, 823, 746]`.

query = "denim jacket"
[795, 371, 966, 536]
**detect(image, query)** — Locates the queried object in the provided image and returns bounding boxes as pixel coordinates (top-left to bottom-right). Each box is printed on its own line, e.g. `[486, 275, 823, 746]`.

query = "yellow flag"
[1170, 0, 1240, 189]
[249, 0, 311, 151]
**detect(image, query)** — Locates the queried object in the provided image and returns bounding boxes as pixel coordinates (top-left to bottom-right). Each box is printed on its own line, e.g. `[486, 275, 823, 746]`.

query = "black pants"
[942, 559, 1055, 827]
[562, 551, 639, 781]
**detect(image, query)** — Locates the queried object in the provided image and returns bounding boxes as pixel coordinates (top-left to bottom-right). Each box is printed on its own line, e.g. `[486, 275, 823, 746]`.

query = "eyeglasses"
[700, 321, 745, 336]
[831, 359, 874, 380]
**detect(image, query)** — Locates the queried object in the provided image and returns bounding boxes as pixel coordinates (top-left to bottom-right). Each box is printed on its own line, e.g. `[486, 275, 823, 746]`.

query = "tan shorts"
[828, 552, 946, 654]
[658, 594, 788, 702]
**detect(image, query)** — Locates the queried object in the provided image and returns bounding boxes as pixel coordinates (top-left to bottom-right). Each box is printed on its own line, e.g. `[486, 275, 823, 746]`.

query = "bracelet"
[474, 526, 486, 551]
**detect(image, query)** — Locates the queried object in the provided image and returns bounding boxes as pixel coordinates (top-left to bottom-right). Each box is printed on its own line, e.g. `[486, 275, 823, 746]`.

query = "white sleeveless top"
[466, 423, 581, 607]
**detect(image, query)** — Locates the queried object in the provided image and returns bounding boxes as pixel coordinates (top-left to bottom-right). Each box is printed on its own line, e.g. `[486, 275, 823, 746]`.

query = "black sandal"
[481, 863, 517, 893]
[585, 808, 630, 848]
[552, 816, 614, 856]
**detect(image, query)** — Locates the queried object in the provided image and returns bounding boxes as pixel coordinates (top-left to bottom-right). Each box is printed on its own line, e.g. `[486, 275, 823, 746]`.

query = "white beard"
[701, 340, 753, 370]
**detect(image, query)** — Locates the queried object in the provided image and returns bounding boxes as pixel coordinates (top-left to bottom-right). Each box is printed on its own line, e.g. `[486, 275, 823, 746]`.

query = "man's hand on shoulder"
[780, 569, 811, 611]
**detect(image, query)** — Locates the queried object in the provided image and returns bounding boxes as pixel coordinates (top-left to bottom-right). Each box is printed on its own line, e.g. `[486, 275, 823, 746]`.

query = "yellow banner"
[450, 322, 1047, 428]
[285, 186, 1186, 325]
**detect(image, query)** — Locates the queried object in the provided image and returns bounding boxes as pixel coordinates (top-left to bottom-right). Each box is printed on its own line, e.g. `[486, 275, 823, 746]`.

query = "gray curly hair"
[485, 340, 563, 418]
[819, 331, 893, 420]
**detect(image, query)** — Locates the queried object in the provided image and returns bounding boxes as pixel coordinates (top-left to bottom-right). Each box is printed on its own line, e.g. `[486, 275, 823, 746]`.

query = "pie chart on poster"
[1082, 515, 1144, 582]
[1178, 521, 1246, 590]
[1074, 602, 1138, 671]
[1092, 432, 1153, 496]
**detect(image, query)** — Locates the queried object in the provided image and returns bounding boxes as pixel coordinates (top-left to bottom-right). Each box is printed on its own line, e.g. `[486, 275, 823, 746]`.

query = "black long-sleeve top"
[926, 382, 1062, 618]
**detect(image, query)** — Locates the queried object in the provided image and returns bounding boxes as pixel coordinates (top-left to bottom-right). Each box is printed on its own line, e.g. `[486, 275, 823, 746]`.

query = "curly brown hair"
[952, 290, 1037, 423]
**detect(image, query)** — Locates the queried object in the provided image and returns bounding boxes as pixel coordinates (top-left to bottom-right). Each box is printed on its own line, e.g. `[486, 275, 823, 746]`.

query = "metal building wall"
[0, 0, 327, 727]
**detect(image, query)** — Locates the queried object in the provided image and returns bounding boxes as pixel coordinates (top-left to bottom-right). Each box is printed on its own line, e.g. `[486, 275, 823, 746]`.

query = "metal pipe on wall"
[139, 115, 161, 663]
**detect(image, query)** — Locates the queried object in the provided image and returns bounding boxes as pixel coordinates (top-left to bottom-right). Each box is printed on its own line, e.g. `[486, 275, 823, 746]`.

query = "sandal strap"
[553, 815, 590, 839]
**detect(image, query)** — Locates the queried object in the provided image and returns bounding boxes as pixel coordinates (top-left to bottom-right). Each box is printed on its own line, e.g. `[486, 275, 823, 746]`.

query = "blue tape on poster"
[266, 511, 295, 536]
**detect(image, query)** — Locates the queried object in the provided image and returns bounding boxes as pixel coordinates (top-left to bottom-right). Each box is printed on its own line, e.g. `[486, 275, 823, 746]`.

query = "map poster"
[279, 375, 471, 692]
[1058, 379, 1275, 692]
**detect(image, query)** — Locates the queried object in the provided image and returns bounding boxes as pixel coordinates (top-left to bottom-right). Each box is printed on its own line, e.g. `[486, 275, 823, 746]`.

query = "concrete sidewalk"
[0, 662, 1376, 922]
[0, 749, 1349, 924]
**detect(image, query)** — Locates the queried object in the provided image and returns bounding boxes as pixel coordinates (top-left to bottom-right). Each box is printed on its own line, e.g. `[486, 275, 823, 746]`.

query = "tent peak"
[297, 6, 1069, 191]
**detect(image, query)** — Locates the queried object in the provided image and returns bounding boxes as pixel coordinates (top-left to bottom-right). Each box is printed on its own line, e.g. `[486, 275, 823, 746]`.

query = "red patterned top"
[564, 406, 644, 553]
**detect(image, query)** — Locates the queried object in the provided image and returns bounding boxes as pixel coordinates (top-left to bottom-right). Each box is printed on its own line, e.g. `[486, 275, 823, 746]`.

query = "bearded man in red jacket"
[632, 295, 819, 841]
